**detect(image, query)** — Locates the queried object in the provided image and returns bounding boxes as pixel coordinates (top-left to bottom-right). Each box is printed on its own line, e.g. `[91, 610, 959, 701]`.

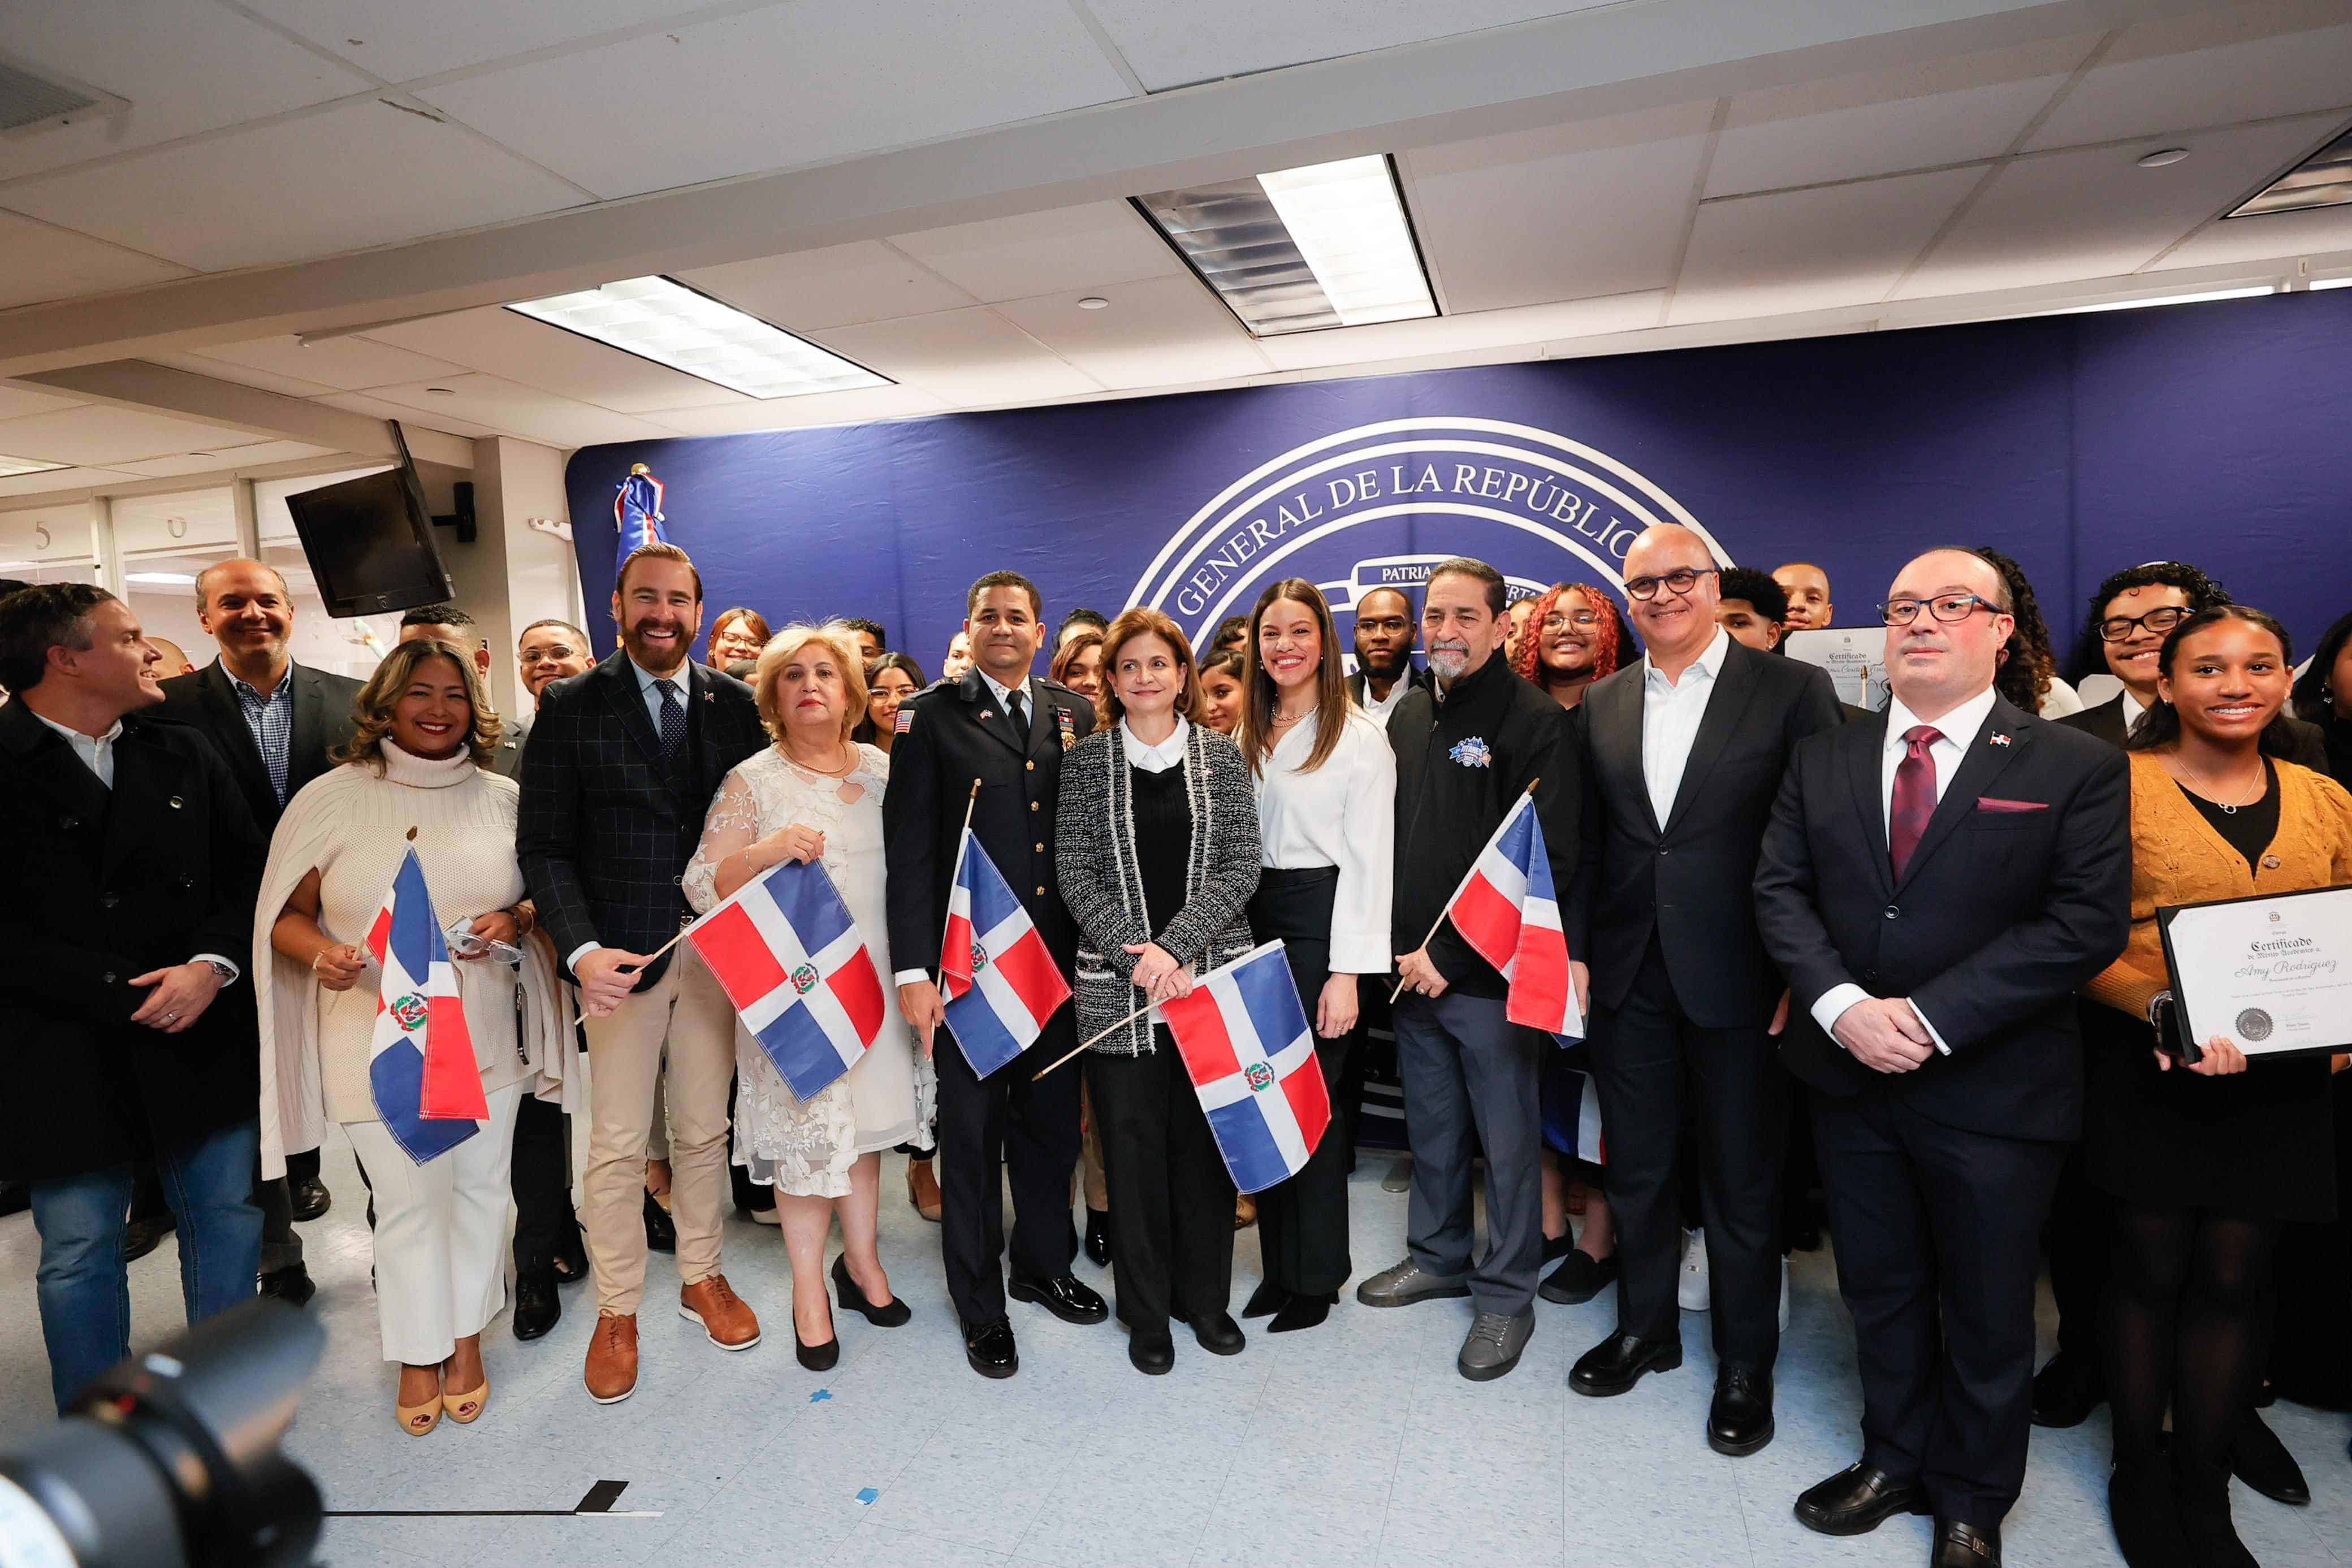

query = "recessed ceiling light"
[2043, 285, 2277, 315]
[2135, 148, 2190, 168]
[1136, 153, 1437, 336]
[2227, 123, 2352, 218]
[507, 275, 889, 400]
[0, 454, 71, 479]
[1078, 296, 1109, 310]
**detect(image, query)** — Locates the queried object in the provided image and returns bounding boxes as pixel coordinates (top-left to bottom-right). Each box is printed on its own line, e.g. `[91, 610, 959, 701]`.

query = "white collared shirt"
[1120, 714, 1190, 773]
[975, 667, 1037, 734]
[1255, 706, 1398, 973]
[1809, 682, 2002, 1056]
[1356, 673, 1412, 727]
[1639, 626, 1731, 826]
[2120, 688, 2147, 733]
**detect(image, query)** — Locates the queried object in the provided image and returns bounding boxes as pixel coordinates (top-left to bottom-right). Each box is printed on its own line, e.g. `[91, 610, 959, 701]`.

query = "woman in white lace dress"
[685, 623, 932, 1369]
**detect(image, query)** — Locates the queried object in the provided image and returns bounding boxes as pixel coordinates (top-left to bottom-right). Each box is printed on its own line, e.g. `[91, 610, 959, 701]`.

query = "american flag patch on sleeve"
[894, 708, 914, 733]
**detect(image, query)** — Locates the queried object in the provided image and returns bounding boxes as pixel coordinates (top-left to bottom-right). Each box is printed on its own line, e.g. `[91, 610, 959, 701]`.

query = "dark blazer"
[516, 652, 766, 989]
[885, 669, 1095, 980]
[1568, 638, 1843, 1027]
[0, 700, 265, 1182]
[490, 716, 530, 782]
[2059, 691, 2329, 770]
[155, 659, 362, 834]
[1754, 694, 2132, 1141]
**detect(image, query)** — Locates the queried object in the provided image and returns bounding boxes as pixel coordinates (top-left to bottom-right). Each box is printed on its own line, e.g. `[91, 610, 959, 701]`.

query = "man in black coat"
[886, 569, 1107, 1379]
[0, 585, 266, 1410]
[154, 558, 361, 1301]
[1564, 525, 1842, 1456]
[1756, 548, 2130, 1568]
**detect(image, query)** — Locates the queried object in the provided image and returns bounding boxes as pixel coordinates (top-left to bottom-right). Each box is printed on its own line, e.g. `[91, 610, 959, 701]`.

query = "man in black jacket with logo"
[1355, 558, 1576, 1384]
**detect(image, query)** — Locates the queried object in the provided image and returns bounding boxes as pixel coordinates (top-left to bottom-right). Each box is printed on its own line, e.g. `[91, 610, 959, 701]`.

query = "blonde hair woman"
[684, 623, 932, 1370]
[255, 639, 573, 1435]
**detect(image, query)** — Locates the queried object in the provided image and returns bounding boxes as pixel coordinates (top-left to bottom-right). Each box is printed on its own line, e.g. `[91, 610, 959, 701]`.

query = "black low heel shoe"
[1242, 1280, 1291, 1319]
[832, 1254, 911, 1327]
[1268, 1292, 1335, 1333]
[794, 1322, 840, 1372]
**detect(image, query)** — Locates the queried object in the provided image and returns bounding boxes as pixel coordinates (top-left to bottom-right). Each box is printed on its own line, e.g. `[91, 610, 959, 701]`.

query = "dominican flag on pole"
[365, 847, 490, 1164]
[1158, 941, 1331, 1196]
[939, 830, 1070, 1078]
[686, 859, 886, 1103]
[1443, 792, 1583, 1039]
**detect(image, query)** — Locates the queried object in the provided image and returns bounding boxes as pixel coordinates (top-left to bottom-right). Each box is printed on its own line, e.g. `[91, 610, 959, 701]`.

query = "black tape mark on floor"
[325, 1479, 656, 1518]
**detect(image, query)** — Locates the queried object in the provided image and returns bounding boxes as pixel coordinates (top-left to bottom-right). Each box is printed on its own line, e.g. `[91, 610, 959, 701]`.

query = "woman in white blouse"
[685, 623, 930, 1372]
[1236, 579, 1396, 1332]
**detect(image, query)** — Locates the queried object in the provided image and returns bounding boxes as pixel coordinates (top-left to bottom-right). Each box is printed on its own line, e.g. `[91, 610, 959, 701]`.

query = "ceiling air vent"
[0, 53, 121, 136]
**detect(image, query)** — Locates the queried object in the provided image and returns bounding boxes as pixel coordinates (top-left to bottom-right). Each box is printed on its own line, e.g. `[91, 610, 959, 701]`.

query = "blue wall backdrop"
[566, 288, 2352, 678]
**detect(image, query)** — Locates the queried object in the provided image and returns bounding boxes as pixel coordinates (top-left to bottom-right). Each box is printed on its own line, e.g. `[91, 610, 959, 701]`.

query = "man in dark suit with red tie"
[1756, 548, 2131, 1568]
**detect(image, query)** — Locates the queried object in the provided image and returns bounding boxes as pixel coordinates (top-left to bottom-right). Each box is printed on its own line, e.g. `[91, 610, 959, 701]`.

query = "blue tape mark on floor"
[855, 1488, 879, 1505]
[810, 1389, 832, 1403]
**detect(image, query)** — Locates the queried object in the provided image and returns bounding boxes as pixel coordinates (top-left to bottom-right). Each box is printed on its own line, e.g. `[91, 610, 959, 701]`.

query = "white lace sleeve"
[685, 766, 763, 914]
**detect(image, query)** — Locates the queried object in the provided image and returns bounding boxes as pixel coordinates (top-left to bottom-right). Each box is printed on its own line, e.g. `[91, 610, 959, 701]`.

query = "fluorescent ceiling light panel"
[506, 275, 888, 400]
[1138, 154, 1436, 336]
[0, 454, 71, 479]
[2310, 275, 2352, 291]
[2044, 285, 2277, 315]
[124, 571, 198, 586]
[2227, 124, 2352, 219]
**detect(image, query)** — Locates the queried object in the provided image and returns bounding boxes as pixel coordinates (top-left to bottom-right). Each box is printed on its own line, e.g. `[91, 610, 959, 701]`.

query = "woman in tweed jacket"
[1056, 608, 1260, 1374]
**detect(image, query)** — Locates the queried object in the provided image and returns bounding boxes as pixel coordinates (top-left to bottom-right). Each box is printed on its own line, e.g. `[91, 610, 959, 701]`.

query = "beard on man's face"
[1354, 638, 1412, 678]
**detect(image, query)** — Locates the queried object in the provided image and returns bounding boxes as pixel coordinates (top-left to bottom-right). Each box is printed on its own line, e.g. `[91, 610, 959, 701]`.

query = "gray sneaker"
[1458, 1310, 1534, 1381]
[1355, 1257, 1472, 1308]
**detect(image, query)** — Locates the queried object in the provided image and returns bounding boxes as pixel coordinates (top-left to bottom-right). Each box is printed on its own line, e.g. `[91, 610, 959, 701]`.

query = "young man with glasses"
[1347, 586, 1428, 725]
[1564, 526, 1840, 1456]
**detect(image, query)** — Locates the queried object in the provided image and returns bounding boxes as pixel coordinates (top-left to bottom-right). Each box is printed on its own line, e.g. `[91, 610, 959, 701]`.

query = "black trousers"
[1814, 1090, 2068, 1533]
[510, 1091, 577, 1270]
[1087, 1033, 1235, 1335]
[1585, 938, 1786, 1367]
[936, 1010, 1082, 1327]
[2046, 1138, 2111, 1364]
[1248, 869, 1357, 1297]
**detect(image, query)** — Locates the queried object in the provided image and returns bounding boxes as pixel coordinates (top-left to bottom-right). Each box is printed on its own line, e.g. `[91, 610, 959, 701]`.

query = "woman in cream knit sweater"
[255, 639, 572, 1436]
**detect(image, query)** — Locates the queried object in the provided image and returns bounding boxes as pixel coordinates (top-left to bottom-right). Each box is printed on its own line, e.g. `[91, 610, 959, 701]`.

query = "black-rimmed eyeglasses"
[2096, 606, 2192, 642]
[1878, 593, 2001, 626]
[1624, 567, 1717, 601]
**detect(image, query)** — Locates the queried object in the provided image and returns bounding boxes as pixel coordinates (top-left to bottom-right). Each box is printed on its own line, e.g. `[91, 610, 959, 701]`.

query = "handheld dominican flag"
[615, 464, 665, 555]
[939, 831, 1071, 1078]
[365, 847, 490, 1164]
[1158, 941, 1331, 1196]
[686, 858, 885, 1103]
[1444, 791, 1584, 1039]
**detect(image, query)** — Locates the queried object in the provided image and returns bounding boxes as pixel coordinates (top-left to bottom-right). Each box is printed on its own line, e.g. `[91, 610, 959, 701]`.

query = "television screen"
[284, 458, 452, 617]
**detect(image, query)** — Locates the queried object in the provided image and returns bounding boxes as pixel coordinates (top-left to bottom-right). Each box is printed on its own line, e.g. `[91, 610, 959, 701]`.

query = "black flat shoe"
[122, 1211, 177, 1263]
[1268, 1292, 1335, 1333]
[1537, 1250, 1617, 1306]
[1084, 1209, 1112, 1268]
[2108, 1459, 2194, 1568]
[1792, 1463, 1929, 1537]
[1187, 1311, 1246, 1355]
[1009, 1271, 1108, 1324]
[794, 1322, 839, 1372]
[2030, 1349, 2103, 1428]
[1568, 1332, 1681, 1397]
[642, 1191, 676, 1254]
[1542, 1232, 1574, 1263]
[964, 1319, 1018, 1379]
[1129, 1332, 1174, 1375]
[1930, 1518, 2001, 1567]
[258, 1264, 316, 1307]
[2230, 1409, 2310, 1505]
[512, 1267, 560, 1341]
[289, 1176, 332, 1222]
[1242, 1280, 1291, 1319]
[831, 1254, 911, 1327]
[1707, 1365, 1774, 1457]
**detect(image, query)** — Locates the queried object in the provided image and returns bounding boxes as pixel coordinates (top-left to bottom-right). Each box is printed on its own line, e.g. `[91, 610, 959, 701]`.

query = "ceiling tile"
[678, 242, 979, 331]
[1404, 103, 1717, 313]
[810, 308, 1101, 406]
[992, 276, 1267, 390]
[341, 373, 679, 447]
[0, 1, 369, 182]
[1, 99, 584, 271]
[1255, 291, 1665, 370]
[2150, 203, 2352, 271]
[891, 202, 1183, 304]
[1707, 37, 2089, 197]
[235, 0, 716, 84]
[0, 210, 194, 310]
[2025, 14, 2352, 151]
[0, 467, 127, 499]
[185, 334, 470, 393]
[1672, 167, 1984, 323]
[416, 0, 1132, 200]
[1896, 115, 2348, 300]
[0, 382, 87, 422]
[312, 392, 501, 442]
[1084, 0, 1615, 93]
[0, 405, 259, 466]
[360, 307, 755, 413]
[645, 385, 951, 436]
[107, 440, 341, 478]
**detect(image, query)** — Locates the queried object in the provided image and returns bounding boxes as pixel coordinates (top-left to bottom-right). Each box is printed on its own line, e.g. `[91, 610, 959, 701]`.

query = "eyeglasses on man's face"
[2096, 606, 2192, 643]
[1623, 567, 1717, 601]
[1877, 593, 2001, 626]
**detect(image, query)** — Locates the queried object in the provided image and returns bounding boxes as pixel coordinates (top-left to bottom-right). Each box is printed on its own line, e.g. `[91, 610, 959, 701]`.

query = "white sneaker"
[1778, 1257, 1791, 1333]
[1677, 1228, 1711, 1312]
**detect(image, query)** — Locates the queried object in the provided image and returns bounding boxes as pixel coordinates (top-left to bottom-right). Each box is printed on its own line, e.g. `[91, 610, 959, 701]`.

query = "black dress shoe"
[1129, 1331, 1174, 1375]
[2230, 1409, 2310, 1505]
[1568, 1332, 1682, 1397]
[1008, 1271, 1109, 1324]
[513, 1267, 560, 1341]
[2108, 1459, 2194, 1568]
[1537, 1249, 1617, 1306]
[642, 1191, 676, 1253]
[288, 1176, 331, 1222]
[1084, 1209, 1112, 1268]
[964, 1319, 1018, 1379]
[1931, 1519, 2001, 1567]
[1187, 1311, 1246, 1355]
[2030, 1350, 2103, 1428]
[794, 1321, 840, 1372]
[1268, 1292, 1335, 1333]
[1242, 1280, 1291, 1319]
[832, 1254, 911, 1328]
[552, 1224, 589, 1286]
[257, 1264, 316, 1307]
[122, 1211, 177, 1263]
[1792, 1463, 1929, 1536]
[1707, 1365, 1775, 1457]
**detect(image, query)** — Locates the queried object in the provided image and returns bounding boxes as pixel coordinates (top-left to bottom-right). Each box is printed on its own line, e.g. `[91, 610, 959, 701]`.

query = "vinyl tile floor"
[4, 1143, 2349, 1568]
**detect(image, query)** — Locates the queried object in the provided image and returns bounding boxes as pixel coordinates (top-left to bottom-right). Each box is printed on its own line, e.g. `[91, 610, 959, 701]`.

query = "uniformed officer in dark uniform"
[885, 569, 1109, 1378]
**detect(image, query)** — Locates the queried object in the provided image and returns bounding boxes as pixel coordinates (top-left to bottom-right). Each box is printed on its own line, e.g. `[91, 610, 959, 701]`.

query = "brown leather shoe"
[680, 1274, 762, 1350]
[584, 1313, 638, 1404]
[907, 1158, 942, 1223]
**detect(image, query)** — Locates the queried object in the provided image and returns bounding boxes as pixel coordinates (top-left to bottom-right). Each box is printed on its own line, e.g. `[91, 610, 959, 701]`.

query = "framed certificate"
[2156, 885, 2352, 1061]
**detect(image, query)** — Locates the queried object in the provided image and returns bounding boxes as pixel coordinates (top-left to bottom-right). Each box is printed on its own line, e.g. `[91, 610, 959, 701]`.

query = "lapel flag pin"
[1990, 733, 2011, 747]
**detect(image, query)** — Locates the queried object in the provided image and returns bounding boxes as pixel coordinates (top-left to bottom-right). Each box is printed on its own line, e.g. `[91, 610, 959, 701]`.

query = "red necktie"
[1888, 725, 1943, 881]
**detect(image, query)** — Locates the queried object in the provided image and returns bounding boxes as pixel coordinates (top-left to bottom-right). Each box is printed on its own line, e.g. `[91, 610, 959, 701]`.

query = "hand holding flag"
[1157, 941, 1331, 1194]
[366, 846, 490, 1164]
[1393, 783, 1583, 1039]
[939, 824, 1072, 1078]
[686, 856, 886, 1102]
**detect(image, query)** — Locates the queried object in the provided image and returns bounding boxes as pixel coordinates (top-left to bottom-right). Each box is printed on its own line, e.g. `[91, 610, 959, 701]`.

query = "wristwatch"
[202, 960, 237, 985]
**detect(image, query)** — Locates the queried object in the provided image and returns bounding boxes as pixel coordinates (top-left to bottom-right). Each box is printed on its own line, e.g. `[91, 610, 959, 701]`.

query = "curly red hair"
[1512, 583, 1622, 687]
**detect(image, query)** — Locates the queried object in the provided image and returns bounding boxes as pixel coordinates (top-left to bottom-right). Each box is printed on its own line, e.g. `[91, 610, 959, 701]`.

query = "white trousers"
[343, 1082, 525, 1365]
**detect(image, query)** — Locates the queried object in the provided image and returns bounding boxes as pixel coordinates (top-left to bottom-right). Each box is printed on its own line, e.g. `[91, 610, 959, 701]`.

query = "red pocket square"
[1975, 796, 2048, 813]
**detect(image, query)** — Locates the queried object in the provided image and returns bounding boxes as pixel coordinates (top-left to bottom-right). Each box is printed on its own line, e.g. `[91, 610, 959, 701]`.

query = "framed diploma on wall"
[2158, 885, 2352, 1062]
